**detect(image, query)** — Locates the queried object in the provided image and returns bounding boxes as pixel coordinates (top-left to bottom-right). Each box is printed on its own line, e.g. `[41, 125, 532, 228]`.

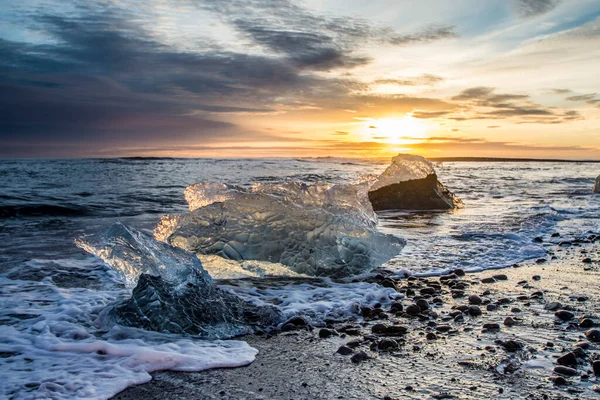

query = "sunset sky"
[2, 0, 600, 158]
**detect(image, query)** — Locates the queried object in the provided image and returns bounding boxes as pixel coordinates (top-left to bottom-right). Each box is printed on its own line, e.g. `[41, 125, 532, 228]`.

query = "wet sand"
[115, 241, 600, 400]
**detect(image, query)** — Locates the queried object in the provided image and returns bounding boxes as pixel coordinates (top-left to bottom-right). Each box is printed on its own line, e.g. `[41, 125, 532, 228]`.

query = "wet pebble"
[504, 317, 516, 327]
[554, 365, 578, 376]
[406, 305, 421, 316]
[426, 332, 438, 341]
[482, 323, 500, 331]
[319, 328, 338, 339]
[550, 376, 568, 386]
[468, 295, 482, 305]
[336, 345, 353, 356]
[555, 310, 575, 321]
[580, 318, 595, 328]
[468, 306, 482, 317]
[586, 329, 600, 342]
[377, 338, 399, 351]
[486, 304, 498, 312]
[350, 351, 369, 364]
[545, 302, 562, 311]
[557, 352, 577, 367]
[492, 274, 508, 281]
[481, 277, 496, 284]
[593, 360, 600, 376]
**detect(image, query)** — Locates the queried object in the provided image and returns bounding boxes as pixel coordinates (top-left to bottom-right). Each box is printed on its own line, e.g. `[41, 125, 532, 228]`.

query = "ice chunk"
[155, 189, 405, 277]
[185, 182, 243, 211]
[370, 154, 436, 191]
[75, 221, 212, 288]
[77, 223, 282, 337]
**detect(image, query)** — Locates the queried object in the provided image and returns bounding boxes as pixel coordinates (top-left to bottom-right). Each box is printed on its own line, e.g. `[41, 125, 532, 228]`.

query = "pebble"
[453, 269, 466, 277]
[582, 257, 593, 264]
[580, 318, 595, 328]
[336, 345, 353, 356]
[351, 351, 369, 364]
[504, 317, 516, 327]
[593, 360, 600, 376]
[556, 352, 577, 367]
[377, 338, 399, 351]
[468, 306, 482, 317]
[499, 340, 523, 352]
[318, 328, 338, 338]
[550, 376, 567, 386]
[416, 299, 430, 310]
[544, 302, 562, 311]
[406, 305, 421, 316]
[574, 341, 590, 349]
[481, 277, 496, 284]
[372, 324, 388, 335]
[492, 274, 508, 281]
[468, 295, 482, 305]
[482, 323, 500, 331]
[390, 301, 403, 313]
[554, 366, 578, 376]
[555, 310, 575, 321]
[486, 304, 498, 312]
[532, 275, 541, 281]
[585, 329, 600, 342]
[426, 332, 438, 341]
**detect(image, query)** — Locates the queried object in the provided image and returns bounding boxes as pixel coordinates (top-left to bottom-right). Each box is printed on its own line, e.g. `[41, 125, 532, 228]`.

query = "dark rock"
[390, 301, 403, 313]
[554, 366, 578, 376]
[557, 352, 578, 367]
[416, 299, 430, 310]
[550, 376, 568, 386]
[426, 332, 438, 341]
[377, 338, 399, 351]
[486, 304, 498, 312]
[533, 237, 543, 243]
[406, 305, 421, 316]
[346, 339, 362, 348]
[468, 306, 482, 317]
[504, 317, 516, 327]
[551, 232, 560, 237]
[468, 295, 482, 305]
[555, 310, 575, 321]
[575, 341, 590, 349]
[319, 328, 338, 338]
[585, 329, 600, 342]
[453, 269, 466, 277]
[532, 275, 541, 281]
[481, 277, 496, 284]
[593, 360, 600, 376]
[580, 318, 595, 328]
[372, 323, 388, 335]
[351, 351, 369, 363]
[338, 325, 361, 336]
[451, 290, 465, 298]
[492, 274, 508, 281]
[283, 316, 309, 327]
[368, 169, 463, 211]
[386, 325, 408, 336]
[482, 323, 500, 331]
[545, 302, 562, 311]
[500, 340, 523, 352]
[536, 258, 547, 264]
[420, 287, 436, 296]
[582, 257, 593, 264]
[436, 325, 452, 333]
[336, 345, 353, 356]
[511, 308, 521, 313]
[361, 306, 374, 318]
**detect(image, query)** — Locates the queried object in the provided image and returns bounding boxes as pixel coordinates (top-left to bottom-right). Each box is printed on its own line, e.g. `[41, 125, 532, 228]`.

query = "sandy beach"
[115, 238, 600, 400]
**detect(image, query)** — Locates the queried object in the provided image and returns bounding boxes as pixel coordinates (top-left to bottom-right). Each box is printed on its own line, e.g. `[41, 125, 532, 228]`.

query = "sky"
[1, 0, 600, 159]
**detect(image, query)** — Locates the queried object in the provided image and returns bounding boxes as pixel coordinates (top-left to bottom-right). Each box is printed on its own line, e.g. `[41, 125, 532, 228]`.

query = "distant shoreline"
[427, 157, 600, 163]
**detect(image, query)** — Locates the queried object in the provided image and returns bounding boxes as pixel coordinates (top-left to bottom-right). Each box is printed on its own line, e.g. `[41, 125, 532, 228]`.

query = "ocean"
[2, 158, 600, 399]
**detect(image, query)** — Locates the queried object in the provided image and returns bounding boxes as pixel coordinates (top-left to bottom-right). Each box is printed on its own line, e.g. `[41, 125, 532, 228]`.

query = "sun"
[360, 116, 430, 144]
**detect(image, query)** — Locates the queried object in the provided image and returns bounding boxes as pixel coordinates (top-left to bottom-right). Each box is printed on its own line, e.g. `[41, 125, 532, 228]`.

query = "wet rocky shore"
[115, 234, 600, 400]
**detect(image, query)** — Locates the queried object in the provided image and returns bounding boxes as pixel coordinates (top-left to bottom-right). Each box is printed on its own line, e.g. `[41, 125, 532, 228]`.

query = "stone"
[500, 340, 523, 352]
[486, 304, 498, 312]
[585, 329, 600, 342]
[554, 366, 578, 376]
[319, 328, 338, 338]
[555, 310, 575, 321]
[390, 301, 403, 313]
[351, 351, 369, 363]
[504, 317, 516, 327]
[550, 376, 567, 386]
[426, 332, 438, 341]
[582, 257, 593, 264]
[372, 323, 388, 335]
[406, 304, 421, 316]
[483, 323, 500, 331]
[368, 155, 463, 211]
[377, 338, 399, 351]
[416, 299, 430, 310]
[580, 318, 595, 328]
[336, 345, 353, 356]
[468, 306, 482, 317]
[492, 274, 508, 281]
[593, 360, 600, 376]
[545, 302, 562, 311]
[386, 325, 408, 336]
[481, 277, 496, 284]
[557, 352, 578, 367]
[468, 295, 482, 305]
[532, 275, 541, 281]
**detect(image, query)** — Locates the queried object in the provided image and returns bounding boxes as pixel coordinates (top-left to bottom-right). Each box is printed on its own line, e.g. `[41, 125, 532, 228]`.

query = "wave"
[0, 204, 93, 218]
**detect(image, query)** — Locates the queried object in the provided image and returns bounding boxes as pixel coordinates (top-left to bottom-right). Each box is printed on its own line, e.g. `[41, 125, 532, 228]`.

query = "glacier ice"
[155, 183, 405, 277]
[77, 222, 282, 337]
[370, 154, 436, 192]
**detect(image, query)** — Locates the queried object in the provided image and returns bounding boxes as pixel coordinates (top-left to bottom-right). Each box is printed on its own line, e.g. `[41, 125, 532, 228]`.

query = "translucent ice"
[155, 184, 405, 277]
[370, 154, 436, 191]
[76, 223, 282, 337]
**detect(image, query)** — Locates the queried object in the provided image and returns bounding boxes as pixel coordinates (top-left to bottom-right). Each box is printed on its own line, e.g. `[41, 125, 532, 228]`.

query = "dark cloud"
[448, 86, 579, 124]
[547, 88, 572, 94]
[487, 126, 501, 128]
[566, 93, 600, 105]
[333, 131, 349, 135]
[387, 25, 458, 45]
[515, 0, 561, 18]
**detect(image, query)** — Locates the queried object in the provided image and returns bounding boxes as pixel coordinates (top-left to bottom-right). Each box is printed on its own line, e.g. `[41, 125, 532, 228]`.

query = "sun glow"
[359, 116, 431, 144]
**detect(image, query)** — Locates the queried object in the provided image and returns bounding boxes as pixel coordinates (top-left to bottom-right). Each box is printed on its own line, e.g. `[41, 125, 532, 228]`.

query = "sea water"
[2, 158, 600, 399]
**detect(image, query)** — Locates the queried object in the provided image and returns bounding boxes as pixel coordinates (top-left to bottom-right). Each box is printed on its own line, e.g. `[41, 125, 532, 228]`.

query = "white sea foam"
[0, 259, 257, 400]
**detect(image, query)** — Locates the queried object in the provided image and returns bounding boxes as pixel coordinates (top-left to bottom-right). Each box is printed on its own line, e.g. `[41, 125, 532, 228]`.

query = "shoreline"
[114, 240, 600, 400]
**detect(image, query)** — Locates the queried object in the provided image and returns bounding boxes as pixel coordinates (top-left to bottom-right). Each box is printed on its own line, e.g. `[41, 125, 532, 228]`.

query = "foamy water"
[2, 158, 600, 398]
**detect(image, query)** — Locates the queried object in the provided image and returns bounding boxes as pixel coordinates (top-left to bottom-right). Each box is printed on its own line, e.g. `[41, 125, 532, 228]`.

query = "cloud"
[412, 110, 452, 119]
[515, 0, 561, 18]
[387, 25, 458, 45]
[448, 86, 579, 124]
[565, 93, 600, 105]
[547, 88, 572, 94]
[373, 74, 444, 86]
